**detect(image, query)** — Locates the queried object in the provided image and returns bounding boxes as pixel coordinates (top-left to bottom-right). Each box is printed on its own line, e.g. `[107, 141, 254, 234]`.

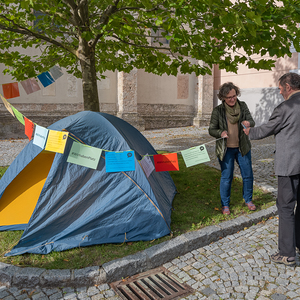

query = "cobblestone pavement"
[1, 126, 291, 300]
[2, 218, 297, 300]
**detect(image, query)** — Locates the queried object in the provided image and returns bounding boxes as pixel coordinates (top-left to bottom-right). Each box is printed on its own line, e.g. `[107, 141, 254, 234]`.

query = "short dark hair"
[279, 72, 300, 90]
[217, 82, 241, 101]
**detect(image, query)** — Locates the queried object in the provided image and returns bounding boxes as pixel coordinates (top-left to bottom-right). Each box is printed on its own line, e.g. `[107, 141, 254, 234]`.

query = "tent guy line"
[1, 93, 216, 172]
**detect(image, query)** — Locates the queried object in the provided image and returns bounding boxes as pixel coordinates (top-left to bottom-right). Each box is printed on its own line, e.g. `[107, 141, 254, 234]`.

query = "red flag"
[153, 153, 179, 172]
[2, 82, 20, 99]
[24, 117, 34, 141]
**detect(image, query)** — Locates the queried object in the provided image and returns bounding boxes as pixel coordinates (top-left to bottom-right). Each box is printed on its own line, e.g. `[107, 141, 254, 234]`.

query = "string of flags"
[0, 93, 216, 176]
[1, 65, 63, 99]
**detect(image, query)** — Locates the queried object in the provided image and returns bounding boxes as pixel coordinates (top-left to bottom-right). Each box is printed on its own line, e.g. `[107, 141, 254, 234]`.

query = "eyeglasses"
[225, 95, 237, 100]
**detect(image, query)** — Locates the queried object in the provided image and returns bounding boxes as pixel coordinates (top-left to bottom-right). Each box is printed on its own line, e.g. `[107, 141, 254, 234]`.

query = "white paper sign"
[140, 154, 155, 178]
[33, 125, 49, 149]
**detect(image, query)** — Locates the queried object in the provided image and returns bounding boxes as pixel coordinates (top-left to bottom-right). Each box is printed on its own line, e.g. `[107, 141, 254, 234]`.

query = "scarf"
[224, 101, 240, 124]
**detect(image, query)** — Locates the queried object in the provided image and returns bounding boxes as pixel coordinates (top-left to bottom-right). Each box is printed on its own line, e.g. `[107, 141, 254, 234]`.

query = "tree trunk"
[79, 45, 100, 112]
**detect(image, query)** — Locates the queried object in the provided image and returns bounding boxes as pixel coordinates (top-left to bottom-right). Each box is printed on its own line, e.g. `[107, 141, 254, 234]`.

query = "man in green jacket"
[209, 82, 255, 215]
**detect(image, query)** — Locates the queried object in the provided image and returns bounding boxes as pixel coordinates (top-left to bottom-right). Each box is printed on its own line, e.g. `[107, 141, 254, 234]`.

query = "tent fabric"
[0, 111, 177, 256]
[0, 151, 55, 228]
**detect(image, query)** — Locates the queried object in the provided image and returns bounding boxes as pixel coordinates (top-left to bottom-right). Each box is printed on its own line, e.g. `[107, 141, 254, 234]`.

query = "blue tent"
[0, 111, 177, 256]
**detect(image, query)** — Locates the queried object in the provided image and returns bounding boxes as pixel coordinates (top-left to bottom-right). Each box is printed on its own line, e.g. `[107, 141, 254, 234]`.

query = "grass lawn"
[0, 155, 275, 270]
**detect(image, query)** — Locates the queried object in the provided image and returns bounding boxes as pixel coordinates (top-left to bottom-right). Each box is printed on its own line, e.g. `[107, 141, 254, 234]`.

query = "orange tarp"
[0, 151, 55, 226]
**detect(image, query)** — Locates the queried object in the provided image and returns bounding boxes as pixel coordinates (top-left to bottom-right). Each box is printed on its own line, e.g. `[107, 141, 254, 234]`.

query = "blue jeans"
[218, 148, 253, 207]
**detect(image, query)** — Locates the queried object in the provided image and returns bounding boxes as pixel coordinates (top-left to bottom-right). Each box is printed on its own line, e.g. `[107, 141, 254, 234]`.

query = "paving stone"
[91, 294, 104, 300]
[31, 292, 48, 300]
[87, 286, 98, 296]
[0, 290, 10, 298]
[77, 291, 90, 300]
[103, 290, 115, 297]
[200, 287, 216, 296]
[2, 296, 15, 300]
[64, 292, 78, 299]
[97, 284, 109, 292]
[49, 292, 63, 300]
[271, 293, 287, 300]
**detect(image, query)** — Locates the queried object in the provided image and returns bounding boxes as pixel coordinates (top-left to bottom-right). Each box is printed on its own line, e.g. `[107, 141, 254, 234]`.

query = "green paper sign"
[67, 142, 102, 170]
[11, 106, 25, 125]
[181, 144, 210, 168]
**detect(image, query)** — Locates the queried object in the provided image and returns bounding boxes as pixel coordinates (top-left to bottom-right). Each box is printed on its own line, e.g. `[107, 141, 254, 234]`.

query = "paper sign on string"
[49, 65, 63, 80]
[24, 117, 35, 141]
[37, 71, 55, 87]
[153, 153, 179, 172]
[0, 94, 15, 117]
[21, 78, 41, 94]
[181, 144, 210, 168]
[67, 142, 102, 170]
[140, 154, 155, 178]
[11, 106, 25, 125]
[105, 150, 135, 172]
[45, 130, 69, 153]
[2, 82, 20, 99]
[33, 125, 49, 149]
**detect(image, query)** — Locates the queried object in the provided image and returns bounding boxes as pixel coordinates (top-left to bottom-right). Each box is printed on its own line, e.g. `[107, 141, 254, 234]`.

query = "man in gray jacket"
[244, 72, 300, 266]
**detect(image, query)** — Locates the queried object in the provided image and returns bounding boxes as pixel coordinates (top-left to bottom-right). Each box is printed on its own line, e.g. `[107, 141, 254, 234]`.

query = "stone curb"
[0, 204, 278, 289]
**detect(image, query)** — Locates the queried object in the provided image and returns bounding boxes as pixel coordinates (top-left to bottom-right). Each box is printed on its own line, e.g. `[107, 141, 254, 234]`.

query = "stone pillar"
[117, 69, 145, 131]
[193, 67, 214, 127]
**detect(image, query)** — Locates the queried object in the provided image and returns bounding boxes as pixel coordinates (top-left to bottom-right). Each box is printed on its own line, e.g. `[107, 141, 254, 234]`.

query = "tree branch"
[108, 34, 171, 51]
[62, 0, 83, 28]
[98, 0, 120, 26]
[0, 15, 77, 56]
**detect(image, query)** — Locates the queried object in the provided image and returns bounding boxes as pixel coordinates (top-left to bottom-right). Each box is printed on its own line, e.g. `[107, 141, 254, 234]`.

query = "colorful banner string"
[0, 94, 225, 174]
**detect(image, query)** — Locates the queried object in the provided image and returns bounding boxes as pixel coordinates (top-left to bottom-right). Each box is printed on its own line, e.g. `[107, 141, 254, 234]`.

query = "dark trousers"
[277, 175, 300, 257]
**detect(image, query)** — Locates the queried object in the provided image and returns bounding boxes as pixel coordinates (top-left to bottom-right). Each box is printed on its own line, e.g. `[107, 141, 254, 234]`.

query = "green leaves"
[0, 0, 298, 83]
[220, 13, 236, 25]
[246, 11, 262, 26]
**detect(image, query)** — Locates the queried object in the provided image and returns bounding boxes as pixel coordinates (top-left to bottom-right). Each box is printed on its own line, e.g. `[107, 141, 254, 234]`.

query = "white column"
[193, 67, 214, 127]
[117, 69, 145, 130]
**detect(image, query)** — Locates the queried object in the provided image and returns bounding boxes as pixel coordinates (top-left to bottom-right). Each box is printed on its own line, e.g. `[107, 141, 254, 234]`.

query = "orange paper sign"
[2, 82, 20, 99]
[153, 153, 179, 172]
[24, 117, 35, 141]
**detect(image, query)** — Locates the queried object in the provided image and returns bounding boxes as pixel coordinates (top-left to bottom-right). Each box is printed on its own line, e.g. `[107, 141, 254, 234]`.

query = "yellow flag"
[45, 130, 69, 154]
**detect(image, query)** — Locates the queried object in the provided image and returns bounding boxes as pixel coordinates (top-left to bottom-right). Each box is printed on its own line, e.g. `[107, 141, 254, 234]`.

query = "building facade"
[0, 49, 299, 139]
[0, 58, 214, 139]
[213, 50, 300, 126]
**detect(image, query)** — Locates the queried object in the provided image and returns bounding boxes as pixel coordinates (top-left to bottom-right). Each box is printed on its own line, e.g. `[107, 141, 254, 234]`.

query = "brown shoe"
[270, 252, 296, 266]
[222, 206, 230, 215]
[245, 201, 256, 211]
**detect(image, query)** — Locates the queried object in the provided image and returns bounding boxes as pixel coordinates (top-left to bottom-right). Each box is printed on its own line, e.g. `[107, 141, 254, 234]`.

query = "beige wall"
[0, 46, 118, 105]
[213, 52, 300, 125]
[137, 70, 195, 105]
[214, 53, 298, 90]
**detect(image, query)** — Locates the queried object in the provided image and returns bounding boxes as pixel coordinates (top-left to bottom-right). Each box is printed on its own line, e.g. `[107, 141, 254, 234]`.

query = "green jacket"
[208, 99, 255, 161]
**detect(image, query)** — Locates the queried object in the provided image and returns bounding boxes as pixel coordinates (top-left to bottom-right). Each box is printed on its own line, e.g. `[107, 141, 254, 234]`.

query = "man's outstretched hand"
[243, 127, 250, 135]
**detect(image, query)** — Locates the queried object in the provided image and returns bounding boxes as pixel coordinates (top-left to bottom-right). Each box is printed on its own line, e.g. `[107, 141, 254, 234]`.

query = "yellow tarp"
[0, 151, 55, 226]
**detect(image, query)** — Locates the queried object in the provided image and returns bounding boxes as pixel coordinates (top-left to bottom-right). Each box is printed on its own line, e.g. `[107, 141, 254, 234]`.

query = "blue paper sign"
[33, 125, 49, 149]
[105, 151, 135, 172]
[37, 71, 55, 87]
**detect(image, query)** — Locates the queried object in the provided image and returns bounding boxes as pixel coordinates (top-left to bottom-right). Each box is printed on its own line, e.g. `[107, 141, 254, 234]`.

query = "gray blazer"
[249, 91, 300, 176]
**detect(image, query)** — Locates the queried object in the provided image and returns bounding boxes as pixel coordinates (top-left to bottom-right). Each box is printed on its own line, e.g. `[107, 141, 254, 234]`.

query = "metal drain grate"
[110, 266, 194, 300]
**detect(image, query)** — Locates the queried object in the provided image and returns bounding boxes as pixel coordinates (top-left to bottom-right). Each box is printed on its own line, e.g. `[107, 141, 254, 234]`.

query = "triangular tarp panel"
[0, 111, 177, 256]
